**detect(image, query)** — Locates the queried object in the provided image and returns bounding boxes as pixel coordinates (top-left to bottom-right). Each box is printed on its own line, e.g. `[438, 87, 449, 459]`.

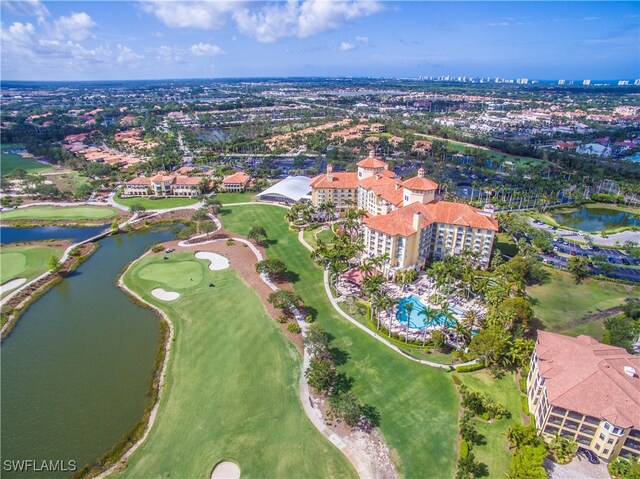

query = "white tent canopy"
[256, 176, 311, 203]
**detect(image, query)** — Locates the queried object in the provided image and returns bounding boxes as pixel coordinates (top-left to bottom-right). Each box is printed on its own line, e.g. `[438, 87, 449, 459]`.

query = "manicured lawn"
[456, 370, 522, 478]
[495, 233, 519, 258]
[220, 205, 459, 479]
[0, 205, 118, 221]
[1, 143, 52, 176]
[117, 252, 355, 479]
[215, 192, 256, 204]
[527, 268, 639, 338]
[113, 192, 200, 209]
[303, 226, 336, 249]
[0, 244, 63, 296]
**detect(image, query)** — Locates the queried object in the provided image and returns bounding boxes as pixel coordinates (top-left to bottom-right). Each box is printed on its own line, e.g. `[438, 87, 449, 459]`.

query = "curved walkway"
[178, 235, 388, 479]
[298, 230, 479, 371]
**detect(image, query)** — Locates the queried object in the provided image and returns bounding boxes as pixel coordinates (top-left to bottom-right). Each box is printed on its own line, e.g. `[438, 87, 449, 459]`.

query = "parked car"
[571, 251, 577, 256]
[592, 246, 601, 252]
[621, 258, 631, 265]
[578, 447, 600, 464]
[165, 248, 175, 253]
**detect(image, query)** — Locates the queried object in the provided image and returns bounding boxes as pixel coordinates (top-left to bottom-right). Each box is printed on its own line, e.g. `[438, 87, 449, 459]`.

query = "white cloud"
[140, 0, 383, 43]
[116, 44, 144, 64]
[139, 1, 237, 30]
[190, 42, 225, 56]
[339, 41, 354, 51]
[356, 35, 368, 43]
[2, 0, 49, 20]
[54, 12, 97, 41]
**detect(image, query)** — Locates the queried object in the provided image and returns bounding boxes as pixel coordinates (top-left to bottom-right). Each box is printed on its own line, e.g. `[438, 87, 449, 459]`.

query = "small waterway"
[0, 225, 108, 245]
[1, 226, 176, 478]
[552, 206, 639, 233]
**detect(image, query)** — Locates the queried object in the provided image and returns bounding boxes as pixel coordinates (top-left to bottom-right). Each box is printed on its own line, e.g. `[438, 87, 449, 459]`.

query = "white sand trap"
[0, 277, 27, 294]
[151, 288, 180, 301]
[211, 461, 240, 479]
[196, 252, 230, 271]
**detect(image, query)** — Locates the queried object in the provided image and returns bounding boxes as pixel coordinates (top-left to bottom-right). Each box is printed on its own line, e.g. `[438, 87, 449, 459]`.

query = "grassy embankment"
[302, 225, 337, 250]
[114, 252, 355, 478]
[528, 268, 639, 339]
[0, 205, 118, 221]
[0, 143, 52, 176]
[220, 204, 459, 479]
[113, 192, 200, 209]
[0, 244, 63, 297]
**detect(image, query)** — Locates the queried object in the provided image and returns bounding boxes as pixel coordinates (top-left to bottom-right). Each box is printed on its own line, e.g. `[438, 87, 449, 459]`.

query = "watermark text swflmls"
[3, 460, 77, 472]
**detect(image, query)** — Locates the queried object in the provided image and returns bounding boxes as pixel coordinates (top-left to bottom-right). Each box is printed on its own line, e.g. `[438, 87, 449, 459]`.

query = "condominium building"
[309, 151, 498, 271]
[527, 331, 640, 462]
[123, 171, 202, 197]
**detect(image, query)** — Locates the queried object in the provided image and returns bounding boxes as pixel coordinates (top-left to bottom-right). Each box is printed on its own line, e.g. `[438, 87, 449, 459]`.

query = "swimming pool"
[395, 295, 455, 330]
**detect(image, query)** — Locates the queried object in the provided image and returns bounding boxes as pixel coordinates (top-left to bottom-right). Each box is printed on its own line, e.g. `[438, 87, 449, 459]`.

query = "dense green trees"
[256, 259, 288, 281]
[247, 225, 268, 245]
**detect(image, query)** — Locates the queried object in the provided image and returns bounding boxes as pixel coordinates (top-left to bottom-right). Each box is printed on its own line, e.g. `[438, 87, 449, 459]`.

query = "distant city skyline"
[1, 0, 639, 81]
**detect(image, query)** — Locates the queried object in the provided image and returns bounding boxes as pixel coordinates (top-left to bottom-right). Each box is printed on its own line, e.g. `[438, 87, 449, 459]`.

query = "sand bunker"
[211, 461, 240, 479]
[196, 252, 230, 271]
[0, 277, 27, 295]
[151, 288, 180, 301]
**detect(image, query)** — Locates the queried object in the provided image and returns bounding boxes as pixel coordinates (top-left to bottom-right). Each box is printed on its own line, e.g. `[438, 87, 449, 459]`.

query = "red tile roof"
[536, 331, 640, 429]
[364, 201, 498, 236]
[402, 176, 438, 191]
[174, 176, 201, 186]
[309, 171, 359, 189]
[222, 171, 251, 184]
[127, 176, 151, 186]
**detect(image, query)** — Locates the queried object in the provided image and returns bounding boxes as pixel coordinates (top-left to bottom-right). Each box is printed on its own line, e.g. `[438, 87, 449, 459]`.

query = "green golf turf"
[116, 251, 355, 478]
[0, 244, 63, 296]
[114, 192, 199, 209]
[215, 192, 256, 204]
[0, 205, 118, 221]
[220, 205, 459, 479]
[527, 268, 639, 338]
[1, 143, 52, 176]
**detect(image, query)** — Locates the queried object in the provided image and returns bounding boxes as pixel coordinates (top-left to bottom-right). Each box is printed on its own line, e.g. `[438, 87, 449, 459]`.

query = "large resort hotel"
[527, 331, 640, 462]
[310, 151, 498, 271]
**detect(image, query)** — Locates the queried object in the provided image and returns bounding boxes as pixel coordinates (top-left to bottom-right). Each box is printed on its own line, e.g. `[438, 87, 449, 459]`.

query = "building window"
[603, 449, 610, 455]
[607, 438, 615, 444]
[599, 433, 605, 440]
[595, 444, 601, 451]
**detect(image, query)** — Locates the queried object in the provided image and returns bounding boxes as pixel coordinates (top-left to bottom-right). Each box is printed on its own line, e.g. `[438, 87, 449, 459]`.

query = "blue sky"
[1, 1, 638, 81]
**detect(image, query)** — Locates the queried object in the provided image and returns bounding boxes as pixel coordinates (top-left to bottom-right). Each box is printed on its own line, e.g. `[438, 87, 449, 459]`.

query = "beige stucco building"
[527, 331, 640, 462]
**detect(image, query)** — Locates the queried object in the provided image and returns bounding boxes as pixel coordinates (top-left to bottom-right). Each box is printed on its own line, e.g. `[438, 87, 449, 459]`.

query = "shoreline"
[0, 241, 99, 340]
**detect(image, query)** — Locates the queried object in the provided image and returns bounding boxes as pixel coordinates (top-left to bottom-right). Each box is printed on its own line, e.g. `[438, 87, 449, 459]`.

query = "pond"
[1, 226, 176, 478]
[552, 206, 640, 233]
[0, 225, 108, 245]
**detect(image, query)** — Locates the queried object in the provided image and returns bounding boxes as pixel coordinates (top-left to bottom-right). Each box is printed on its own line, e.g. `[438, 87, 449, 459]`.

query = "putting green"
[0, 245, 64, 297]
[138, 260, 204, 290]
[0, 206, 118, 221]
[117, 252, 355, 478]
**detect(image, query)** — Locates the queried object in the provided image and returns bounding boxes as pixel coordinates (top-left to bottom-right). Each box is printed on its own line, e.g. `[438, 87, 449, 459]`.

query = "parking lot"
[523, 220, 640, 283]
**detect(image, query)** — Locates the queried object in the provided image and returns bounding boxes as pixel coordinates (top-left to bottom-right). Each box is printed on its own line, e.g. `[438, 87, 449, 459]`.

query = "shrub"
[459, 440, 469, 459]
[69, 247, 81, 257]
[521, 395, 530, 415]
[305, 314, 315, 323]
[481, 412, 491, 421]
[451, 375, 462, 385]
[151, 244, 164, 253]
[277, 316, 288, 324]
[226, 238, 235, 246]
[455, 363, 485, 373]
[287, 323, 301, 334]
[519, 376, 527, 393]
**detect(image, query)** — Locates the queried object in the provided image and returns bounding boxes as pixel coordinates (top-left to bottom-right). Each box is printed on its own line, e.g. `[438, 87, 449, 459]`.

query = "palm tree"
[404, 301, 413, 343]
[418, 305, 438, 346]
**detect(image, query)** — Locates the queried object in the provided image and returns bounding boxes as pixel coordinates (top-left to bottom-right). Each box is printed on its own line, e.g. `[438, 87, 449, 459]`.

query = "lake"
[1, 225, 108, 245]
[1, 226, 175, 478]
[552, 206, 640, 232]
